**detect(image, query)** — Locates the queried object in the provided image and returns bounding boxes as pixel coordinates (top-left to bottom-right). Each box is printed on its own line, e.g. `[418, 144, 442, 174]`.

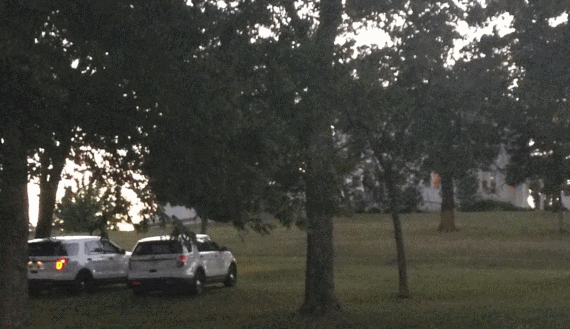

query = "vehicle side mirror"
[219, 246, 227, 252]
[119, 248, 126, 255]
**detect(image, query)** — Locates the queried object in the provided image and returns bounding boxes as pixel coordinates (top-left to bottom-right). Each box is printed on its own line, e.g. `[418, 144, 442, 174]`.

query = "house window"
[433, 173, 440, 188]
[482, 180, 488, 193]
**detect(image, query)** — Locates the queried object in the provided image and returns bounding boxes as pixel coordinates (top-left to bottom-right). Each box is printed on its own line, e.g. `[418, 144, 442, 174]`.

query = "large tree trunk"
[299, 131, 341, 316]
[35, 166, 63, 238]
[35, 138, 71, 238]
[300, 213, 339, 315]
[438, 172, 458, 232]
[0, 123, 30, 328]
[284, 0, 343, 319]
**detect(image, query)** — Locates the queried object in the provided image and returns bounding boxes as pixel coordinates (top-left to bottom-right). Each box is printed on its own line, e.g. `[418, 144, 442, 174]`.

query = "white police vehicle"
[27, 236, 130, 296]
[127, 234, 237, 295]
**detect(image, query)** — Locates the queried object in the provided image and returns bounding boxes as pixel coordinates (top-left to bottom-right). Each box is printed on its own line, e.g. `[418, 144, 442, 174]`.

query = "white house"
[419, 147, 570, 212]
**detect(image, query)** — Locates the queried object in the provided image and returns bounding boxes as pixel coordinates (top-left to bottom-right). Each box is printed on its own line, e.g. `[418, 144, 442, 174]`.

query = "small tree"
[457, 171, 479, 211]
[400, 186, 422, 213]
[55, 175, 131, 236]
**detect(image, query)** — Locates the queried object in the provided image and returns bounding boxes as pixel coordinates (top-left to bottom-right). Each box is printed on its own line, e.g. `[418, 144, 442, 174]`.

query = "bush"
[367, 207, 383, 214]
[543, 203, 568, 212]
[400, 186, 423, 214]
[459, 199, 527, 212]
[457, 172, 479, 210]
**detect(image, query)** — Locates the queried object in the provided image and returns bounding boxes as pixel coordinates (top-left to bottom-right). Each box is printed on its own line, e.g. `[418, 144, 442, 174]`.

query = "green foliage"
[457, 171, 479, 210]
[460, 200, 527, 212]
[54, 175, 131, 236]
[0, 1, 204, 237]
[169, 215, 197, 246]
[503, 0, 570, 207]
[345, 1, 509, 223]
[143, 0, 361, 235]
[399, 186, 422, 213]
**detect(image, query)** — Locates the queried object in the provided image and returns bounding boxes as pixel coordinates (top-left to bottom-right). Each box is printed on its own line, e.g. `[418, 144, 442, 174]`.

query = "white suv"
[127, 234, 237, 295]
[27, 236, 130, 296]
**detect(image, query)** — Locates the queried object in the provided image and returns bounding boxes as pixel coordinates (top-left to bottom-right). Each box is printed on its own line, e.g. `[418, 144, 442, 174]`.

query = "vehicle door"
[207, 240, 227, 276]
[197, 240, 223, 278]
[84, 240, 119, 279]
[99, 239, 129, 277]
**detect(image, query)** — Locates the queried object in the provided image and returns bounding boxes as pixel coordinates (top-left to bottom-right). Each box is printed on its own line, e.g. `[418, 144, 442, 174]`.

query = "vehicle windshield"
[132, 240, 183, 256]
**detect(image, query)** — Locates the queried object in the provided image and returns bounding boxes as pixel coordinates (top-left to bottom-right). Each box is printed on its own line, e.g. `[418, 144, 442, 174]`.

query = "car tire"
[224, 264, 237, 288]
[190, 270, 205, 295]
[70, 270, 96, 295]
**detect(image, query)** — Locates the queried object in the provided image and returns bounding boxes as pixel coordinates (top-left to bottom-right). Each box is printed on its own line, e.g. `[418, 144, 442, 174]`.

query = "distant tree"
[414, 34, 508, 231]
[400, 186, 422, 213]
[341, 0, 513, 298]
[506, 123, 570, 229]
[344, 46, 421, 298]
[392, 1, 509, 231]
[500, 0, 570, 231]
[55, 183, 102, 235]
[361, 168, 387, 211]
[54, 174, 132, 236]
[457, 170, 480, 211]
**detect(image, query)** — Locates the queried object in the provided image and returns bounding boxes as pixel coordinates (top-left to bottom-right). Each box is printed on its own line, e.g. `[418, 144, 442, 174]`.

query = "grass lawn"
[28, 211, 570, 328]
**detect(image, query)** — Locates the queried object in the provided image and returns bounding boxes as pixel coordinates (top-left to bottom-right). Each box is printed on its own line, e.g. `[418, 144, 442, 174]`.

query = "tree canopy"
[4, 0, 570, 327]
[0, 1, 221, 325]
[496, 0, 570, 229]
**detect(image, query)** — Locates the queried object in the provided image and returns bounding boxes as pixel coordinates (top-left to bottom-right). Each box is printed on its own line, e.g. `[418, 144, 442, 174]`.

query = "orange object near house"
[433, 173, 440, 188]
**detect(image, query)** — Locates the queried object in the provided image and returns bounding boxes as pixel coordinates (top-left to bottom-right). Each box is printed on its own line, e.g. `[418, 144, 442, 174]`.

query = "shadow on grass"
[28, 283, 129, 299]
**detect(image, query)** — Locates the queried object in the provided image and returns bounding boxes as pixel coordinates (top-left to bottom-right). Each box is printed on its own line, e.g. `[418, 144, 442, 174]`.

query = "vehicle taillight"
[55, 257, 68, 271]
[176, 255, 187, 268]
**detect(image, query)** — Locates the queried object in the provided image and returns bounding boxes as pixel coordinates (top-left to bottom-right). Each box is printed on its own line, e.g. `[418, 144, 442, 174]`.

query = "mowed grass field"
[28, 211, 570, 328]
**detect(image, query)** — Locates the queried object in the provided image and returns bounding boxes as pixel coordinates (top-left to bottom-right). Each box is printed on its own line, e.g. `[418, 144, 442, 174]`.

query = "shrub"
[459, 199, 527, 212]
[368, 207, 382, 214]
[400, 186, 423, 213]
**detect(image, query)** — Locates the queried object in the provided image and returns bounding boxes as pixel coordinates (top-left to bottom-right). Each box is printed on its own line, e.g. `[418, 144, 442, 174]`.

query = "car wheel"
[224, 264, 237, 288]
[70, 271, 96, 295]
[191, 270, 205, 295]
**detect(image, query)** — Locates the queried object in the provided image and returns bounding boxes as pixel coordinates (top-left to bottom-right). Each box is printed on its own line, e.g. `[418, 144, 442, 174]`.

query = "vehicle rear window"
[132, 240, 183, 256]
[28, 241, 79, 257]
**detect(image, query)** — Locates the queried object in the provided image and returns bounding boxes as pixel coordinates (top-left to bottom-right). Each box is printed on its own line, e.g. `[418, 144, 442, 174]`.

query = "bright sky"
[349, 12, 515, 55]
[27, 160, 142, 231]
